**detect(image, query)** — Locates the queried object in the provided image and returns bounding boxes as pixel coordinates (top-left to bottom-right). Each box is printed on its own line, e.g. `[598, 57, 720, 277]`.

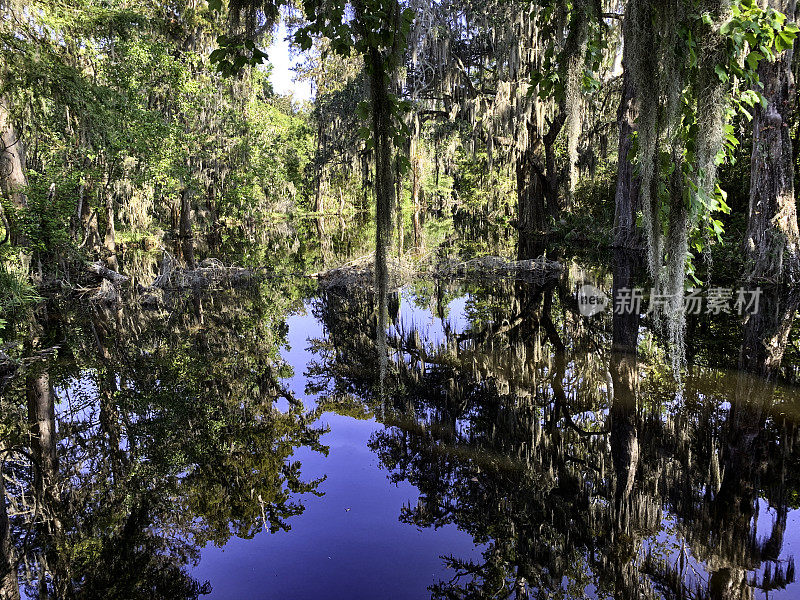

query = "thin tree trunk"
[104, 192, 118, 271]
[395, 157, 403, 258]
[80, 192, 101, 251]
[411, 155, 422, 250]
[208, 191, 221, 251]
[72, 179, 84, 243]
[744, 0, 800, 283]
[613, 23, 641, 249]
[179, 187, 195, 269]
[72, 151, 90, 243]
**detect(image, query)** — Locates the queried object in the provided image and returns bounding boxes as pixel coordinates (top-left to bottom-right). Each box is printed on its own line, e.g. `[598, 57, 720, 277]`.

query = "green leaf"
[777, 30, 795, 52]
[740, 106, 752, 121]
[355, 101, 370, 120]
[746, 50, 763, 70]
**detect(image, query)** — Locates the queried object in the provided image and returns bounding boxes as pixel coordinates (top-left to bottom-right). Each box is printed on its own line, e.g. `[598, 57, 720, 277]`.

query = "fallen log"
[315, 254, 562, 290]
[88, 261, 130, 285]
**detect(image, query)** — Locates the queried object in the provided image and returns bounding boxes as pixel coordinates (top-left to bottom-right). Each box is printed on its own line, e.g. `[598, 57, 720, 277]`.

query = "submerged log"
[445, 255, 562, 278]
[78, 254, 260, 307]
[315, 253, 562, 291]
[87, 261, 130, 285]
[149, 257, 254, 290]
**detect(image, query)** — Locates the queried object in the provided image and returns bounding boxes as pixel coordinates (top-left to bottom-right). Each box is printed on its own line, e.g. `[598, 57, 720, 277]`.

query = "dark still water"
[195, 301, 484, 599]
[2, 251, 800, 599]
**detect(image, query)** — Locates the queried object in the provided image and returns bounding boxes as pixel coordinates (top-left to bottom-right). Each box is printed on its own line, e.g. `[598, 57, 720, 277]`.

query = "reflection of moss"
[316, 395, 374, 420]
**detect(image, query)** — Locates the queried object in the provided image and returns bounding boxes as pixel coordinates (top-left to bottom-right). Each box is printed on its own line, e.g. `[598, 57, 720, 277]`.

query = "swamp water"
[2, 221, 800, 599]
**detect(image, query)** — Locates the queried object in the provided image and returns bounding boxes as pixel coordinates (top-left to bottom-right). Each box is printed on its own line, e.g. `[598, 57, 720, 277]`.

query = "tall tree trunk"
[104, 191, 118, 271]
[412, 194, 422, 252]
[368, 46, 395, 304]
[0, 100, 28, 247]
[208, 190, 221, 252]
[395, 157, 403, 258]
[744, 0, 800, 283]
[179, 187, 195, 269]
[516, 142, 549, 235]
[80, 194, 101, 252]
[72, 177, 85, 243]
[410, 121, 423, 251]
[0, 102, 27, 211]
[316, 217, 329, 265]
[365, 43, 396, 396]
[613, 20, 641, 249]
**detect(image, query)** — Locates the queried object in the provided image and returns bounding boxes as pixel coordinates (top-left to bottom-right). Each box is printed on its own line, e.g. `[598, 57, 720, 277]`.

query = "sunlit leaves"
[210, 35, 270, 76]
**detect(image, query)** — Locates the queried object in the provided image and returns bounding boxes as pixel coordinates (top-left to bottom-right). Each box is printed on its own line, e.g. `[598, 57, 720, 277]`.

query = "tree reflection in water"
[1, 240, 798, 598]
[0, 284, 327, 599]
[307, 250, 800, 600]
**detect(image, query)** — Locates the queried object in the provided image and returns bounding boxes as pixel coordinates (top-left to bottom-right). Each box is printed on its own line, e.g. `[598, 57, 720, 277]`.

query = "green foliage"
[452, 150, 513, 212]
[210, 35, 271, 76]
[296, 0, 415, 165]
[529, 0, 604, 102]
[0, 252, 41, 316]
[683, 0, 797, 250]
[632, 0, 798, 262]
[1, 0, 316, 277]
[18, 174, 80, 259]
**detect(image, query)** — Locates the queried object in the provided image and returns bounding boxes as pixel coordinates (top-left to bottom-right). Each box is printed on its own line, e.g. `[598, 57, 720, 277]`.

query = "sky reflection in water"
[194, 285, 800, 600]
